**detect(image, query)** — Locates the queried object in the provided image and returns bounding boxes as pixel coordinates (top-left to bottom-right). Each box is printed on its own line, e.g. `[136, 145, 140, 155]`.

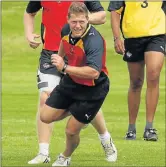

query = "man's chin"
[73, 32, 83, 38]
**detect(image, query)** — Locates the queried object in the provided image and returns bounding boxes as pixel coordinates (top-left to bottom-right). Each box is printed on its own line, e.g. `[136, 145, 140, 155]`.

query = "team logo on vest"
[89, 32, 95, 36]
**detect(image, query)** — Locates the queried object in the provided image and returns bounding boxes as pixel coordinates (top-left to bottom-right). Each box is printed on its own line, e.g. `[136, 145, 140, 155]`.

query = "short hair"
[68, 2, 89, 19]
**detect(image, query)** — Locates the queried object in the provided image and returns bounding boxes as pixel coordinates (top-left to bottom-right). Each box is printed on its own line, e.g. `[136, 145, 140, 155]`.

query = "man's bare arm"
[24, 11, 41, 49]
[89, 11, 106, 25]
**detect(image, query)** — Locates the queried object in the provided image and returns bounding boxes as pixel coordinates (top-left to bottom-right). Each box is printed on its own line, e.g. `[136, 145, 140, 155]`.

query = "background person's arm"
[85, 2, 106, 25]
[24, 1, 42, 49]
[110, 11, 125, 55]
[88, 11, 106, 25]
[108, 1, 125, 55]
[110, 11, 121, 41]
[162, 1, 166, 14]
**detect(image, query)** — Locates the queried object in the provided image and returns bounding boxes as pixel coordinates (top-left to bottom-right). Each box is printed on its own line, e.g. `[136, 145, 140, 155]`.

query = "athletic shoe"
[101, 139, 117, 162]
[28, 153, 50, 164]
[52, 153, 71, 166]
[143, 128, 158, 141]
[125, 130, 136, 140]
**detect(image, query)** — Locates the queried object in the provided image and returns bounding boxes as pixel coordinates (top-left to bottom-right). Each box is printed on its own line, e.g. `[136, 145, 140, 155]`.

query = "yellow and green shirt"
[108, 1, 166, 38]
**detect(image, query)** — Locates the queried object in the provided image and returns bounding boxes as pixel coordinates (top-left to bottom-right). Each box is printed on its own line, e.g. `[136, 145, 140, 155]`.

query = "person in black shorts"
[108, 1, 166, 141]
[40, 2, 117, 166]
[24, 1, 115, 164]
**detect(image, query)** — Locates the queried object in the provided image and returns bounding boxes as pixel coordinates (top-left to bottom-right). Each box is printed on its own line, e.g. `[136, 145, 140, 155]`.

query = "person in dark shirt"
[108, 1, 166, 141]
[40, 2, 117, 166]
[24, 1, 115, 164]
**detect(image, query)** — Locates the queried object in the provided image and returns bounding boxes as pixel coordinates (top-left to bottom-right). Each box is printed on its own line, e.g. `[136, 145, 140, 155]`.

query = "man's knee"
[147, 69, 160, 85]
[40, 114, 52, 124]
[65, 127, 79, 137]
[40, 106, 53, 124]
[40, 104, 58, 124]
[130, 78, 144, 91]
[40, 105, 67, 123]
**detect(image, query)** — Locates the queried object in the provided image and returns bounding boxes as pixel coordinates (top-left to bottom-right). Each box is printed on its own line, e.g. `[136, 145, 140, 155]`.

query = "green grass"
[2, 2, 165, 167]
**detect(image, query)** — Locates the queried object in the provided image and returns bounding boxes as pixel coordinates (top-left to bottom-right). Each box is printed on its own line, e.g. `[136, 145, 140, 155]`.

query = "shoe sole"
[125, 137, 136, 140]
[144, 137, 158, 141]
[28, 158, 50, 164]
[125, 136, 136, 140]
[28, 161, 50, 165]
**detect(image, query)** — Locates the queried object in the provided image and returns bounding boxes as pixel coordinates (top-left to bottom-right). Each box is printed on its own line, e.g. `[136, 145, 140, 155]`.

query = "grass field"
[1, 2, 166, 167]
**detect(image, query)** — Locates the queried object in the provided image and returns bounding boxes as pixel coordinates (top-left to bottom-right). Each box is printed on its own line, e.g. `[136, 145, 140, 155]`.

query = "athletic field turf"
[2, 2, 165, 167]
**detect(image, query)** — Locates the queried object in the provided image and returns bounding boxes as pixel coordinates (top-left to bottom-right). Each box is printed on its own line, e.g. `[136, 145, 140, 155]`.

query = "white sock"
[39, 143, 49, 155]
[60, 153, 71, 159]
[98, 131, 111, 145]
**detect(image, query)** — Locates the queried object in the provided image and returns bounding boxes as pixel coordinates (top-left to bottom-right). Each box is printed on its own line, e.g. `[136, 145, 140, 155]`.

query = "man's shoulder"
[83, 26, 105, 52]
[83, 26, 104, 43]
[84, 1, 104, 12]
[108, 1, 125, 12]
[26, 1, 42, 13]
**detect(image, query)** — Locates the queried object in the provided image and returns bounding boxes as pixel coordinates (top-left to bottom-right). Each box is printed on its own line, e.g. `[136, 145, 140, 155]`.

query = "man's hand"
[51, 54, 65, 71]
[114, 38, 125, 55]
[26, 33, 41, 49]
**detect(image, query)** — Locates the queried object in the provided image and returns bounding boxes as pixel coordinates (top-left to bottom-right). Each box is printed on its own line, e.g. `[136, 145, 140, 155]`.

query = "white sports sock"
[98, 131, 111, 145]
[39, 143, 49, 155]
[60, 153, 71, 159]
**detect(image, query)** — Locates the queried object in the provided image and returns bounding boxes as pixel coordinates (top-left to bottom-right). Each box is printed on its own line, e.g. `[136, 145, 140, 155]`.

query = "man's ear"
[86, 16, 89, 22]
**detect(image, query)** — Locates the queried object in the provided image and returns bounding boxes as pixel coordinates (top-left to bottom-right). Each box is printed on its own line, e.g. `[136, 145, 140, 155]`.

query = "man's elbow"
[100, 11, 106, 24]
[100, 17, 106, 24]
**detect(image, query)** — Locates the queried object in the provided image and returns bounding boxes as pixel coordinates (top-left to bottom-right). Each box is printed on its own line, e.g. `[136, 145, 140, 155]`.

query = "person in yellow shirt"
[108, 1, 166, 141]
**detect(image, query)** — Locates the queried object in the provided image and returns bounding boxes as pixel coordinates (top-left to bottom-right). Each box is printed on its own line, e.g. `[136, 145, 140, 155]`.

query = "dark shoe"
[125, 130, 136, 140]
[143, 128, 158, 141]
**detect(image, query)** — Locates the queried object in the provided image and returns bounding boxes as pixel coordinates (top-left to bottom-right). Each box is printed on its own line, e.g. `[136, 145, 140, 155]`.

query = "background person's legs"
[28, 90, 70, 164]
[28, 91, 53, 165]
[37, 91, 53, 154]
[28, 72, 61, 164]
[125, 61, 145, 140]
[144, 51, 164, 141]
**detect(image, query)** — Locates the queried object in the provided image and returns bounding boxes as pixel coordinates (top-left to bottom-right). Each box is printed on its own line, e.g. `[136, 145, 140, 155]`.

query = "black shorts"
[123, 34, 165, 62]
[46, 76, 109, 124]
[39, 49, 62, 76]
[37, 49, 69, 91]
